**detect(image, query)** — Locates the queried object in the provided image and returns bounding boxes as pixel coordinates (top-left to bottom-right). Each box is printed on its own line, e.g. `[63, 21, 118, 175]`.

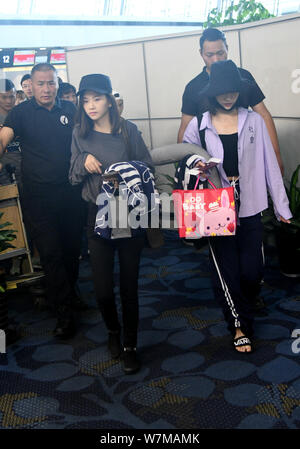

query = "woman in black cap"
[183, 60, 291, 353]
[69, 74, 153, 374]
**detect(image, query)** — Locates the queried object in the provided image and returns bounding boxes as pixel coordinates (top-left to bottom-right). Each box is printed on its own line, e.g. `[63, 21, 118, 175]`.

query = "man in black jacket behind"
[177, 28, 284, 175]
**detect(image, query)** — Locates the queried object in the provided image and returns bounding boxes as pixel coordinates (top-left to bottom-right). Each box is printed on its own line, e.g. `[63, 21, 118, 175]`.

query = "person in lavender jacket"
[183, 60, 292, 353]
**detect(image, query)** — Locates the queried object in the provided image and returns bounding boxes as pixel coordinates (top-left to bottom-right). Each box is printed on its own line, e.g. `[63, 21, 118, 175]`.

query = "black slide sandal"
[233, 336, 252, 353]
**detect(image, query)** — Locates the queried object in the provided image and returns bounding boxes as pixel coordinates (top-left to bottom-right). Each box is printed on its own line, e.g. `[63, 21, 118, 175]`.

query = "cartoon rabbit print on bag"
[198, 189, 236, 237]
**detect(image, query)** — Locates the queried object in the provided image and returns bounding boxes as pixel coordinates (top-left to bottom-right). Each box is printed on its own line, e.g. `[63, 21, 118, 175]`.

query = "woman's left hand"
[194, 161, 209, 178]
[280, 216, 291, 224]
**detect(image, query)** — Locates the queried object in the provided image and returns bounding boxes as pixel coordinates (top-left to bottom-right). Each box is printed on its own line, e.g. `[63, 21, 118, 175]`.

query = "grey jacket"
[69, 120, 153, 203]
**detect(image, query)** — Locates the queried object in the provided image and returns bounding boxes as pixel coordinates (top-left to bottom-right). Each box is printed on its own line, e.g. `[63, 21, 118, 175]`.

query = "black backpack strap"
[196, 113, 206, 151]
[199, 129, 206, 151]
[196, 113, 203, 130]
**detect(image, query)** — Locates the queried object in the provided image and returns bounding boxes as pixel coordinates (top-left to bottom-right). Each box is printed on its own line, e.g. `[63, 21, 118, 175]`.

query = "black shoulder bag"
[196, 113, 207, 151]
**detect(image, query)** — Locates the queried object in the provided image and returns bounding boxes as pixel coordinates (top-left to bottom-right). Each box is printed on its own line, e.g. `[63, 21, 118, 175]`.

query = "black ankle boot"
[54, 306, 76, 340]
[123, 347, 140, 374]
[108, 331, 121, 358]
[54, 316, 76, 340]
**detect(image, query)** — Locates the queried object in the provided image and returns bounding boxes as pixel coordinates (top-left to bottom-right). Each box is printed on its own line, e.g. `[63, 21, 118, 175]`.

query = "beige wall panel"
[66, 15, 300, 172]
[222, 30, 241, 67]
[274, 118, 300, 183]
[145, 35, 202, 118]
[145, 31, 240, 119]
[240, 19, 300, 117]
[66, 44, 148, 119]
[129, 119, 152, 150]
[151, 119, 181, 149]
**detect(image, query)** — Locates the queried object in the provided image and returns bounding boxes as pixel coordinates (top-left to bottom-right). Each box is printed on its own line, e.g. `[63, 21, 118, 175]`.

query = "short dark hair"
[0, 78, 16, 93]
[21, 74, 31, 86]
[57, 82, 76, 98]
[16, 90, 26, 99]
[200, 28, 228, 50]
[76, 93, 120, 139]
[31, 63, 57, 78]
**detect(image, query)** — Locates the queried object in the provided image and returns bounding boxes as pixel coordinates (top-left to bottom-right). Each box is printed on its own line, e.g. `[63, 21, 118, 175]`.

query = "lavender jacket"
[183, 108, 292, 220]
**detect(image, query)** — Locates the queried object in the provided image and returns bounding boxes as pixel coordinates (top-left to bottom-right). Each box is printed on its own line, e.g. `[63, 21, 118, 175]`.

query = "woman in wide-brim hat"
[183, 60, 292, 353]
[199, 59, 254, 99]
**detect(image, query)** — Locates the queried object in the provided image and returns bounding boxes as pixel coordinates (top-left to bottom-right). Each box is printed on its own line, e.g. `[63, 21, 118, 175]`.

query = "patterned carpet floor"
[0, 231, 299, 430]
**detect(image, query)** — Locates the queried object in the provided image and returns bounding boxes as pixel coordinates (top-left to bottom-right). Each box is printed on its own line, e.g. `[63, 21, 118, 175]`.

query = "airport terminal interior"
[0, 0, 299, 433]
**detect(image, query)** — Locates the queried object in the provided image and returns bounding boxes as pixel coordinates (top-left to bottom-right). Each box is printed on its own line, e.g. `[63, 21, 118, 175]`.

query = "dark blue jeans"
[87, 203, 145, 348]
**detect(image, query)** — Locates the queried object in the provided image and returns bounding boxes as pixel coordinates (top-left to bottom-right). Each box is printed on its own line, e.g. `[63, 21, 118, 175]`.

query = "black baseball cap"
[77, 74, 112, 96]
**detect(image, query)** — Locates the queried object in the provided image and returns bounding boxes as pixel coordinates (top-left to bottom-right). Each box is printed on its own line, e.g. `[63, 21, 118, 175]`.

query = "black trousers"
[87, 203, 145, 348]
[23, 183, 84, 316]
[209, 213, 264, 337]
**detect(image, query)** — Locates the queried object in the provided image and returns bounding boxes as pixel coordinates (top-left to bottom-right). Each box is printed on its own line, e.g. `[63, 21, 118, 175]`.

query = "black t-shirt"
[181, 66, 265, 116]
[219, 133, 239, 178]
[4, 97, 76, 187]
[0, 111, 21, 154]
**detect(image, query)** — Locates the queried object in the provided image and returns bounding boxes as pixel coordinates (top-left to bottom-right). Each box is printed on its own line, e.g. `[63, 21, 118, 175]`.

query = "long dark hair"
[76, 92, 121, 138]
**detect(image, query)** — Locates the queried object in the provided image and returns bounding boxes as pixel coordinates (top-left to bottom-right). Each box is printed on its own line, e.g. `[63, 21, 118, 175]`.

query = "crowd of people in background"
[0, 28, 292, 372]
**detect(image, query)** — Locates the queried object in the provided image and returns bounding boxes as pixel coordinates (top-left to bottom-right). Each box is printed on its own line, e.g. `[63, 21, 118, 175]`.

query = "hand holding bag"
[172, 175, 236, 239]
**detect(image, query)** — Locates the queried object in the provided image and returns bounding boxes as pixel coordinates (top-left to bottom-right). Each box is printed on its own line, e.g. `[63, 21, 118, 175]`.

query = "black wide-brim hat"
[199, 60, 254, 97]
[77, 74, 112, 96]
